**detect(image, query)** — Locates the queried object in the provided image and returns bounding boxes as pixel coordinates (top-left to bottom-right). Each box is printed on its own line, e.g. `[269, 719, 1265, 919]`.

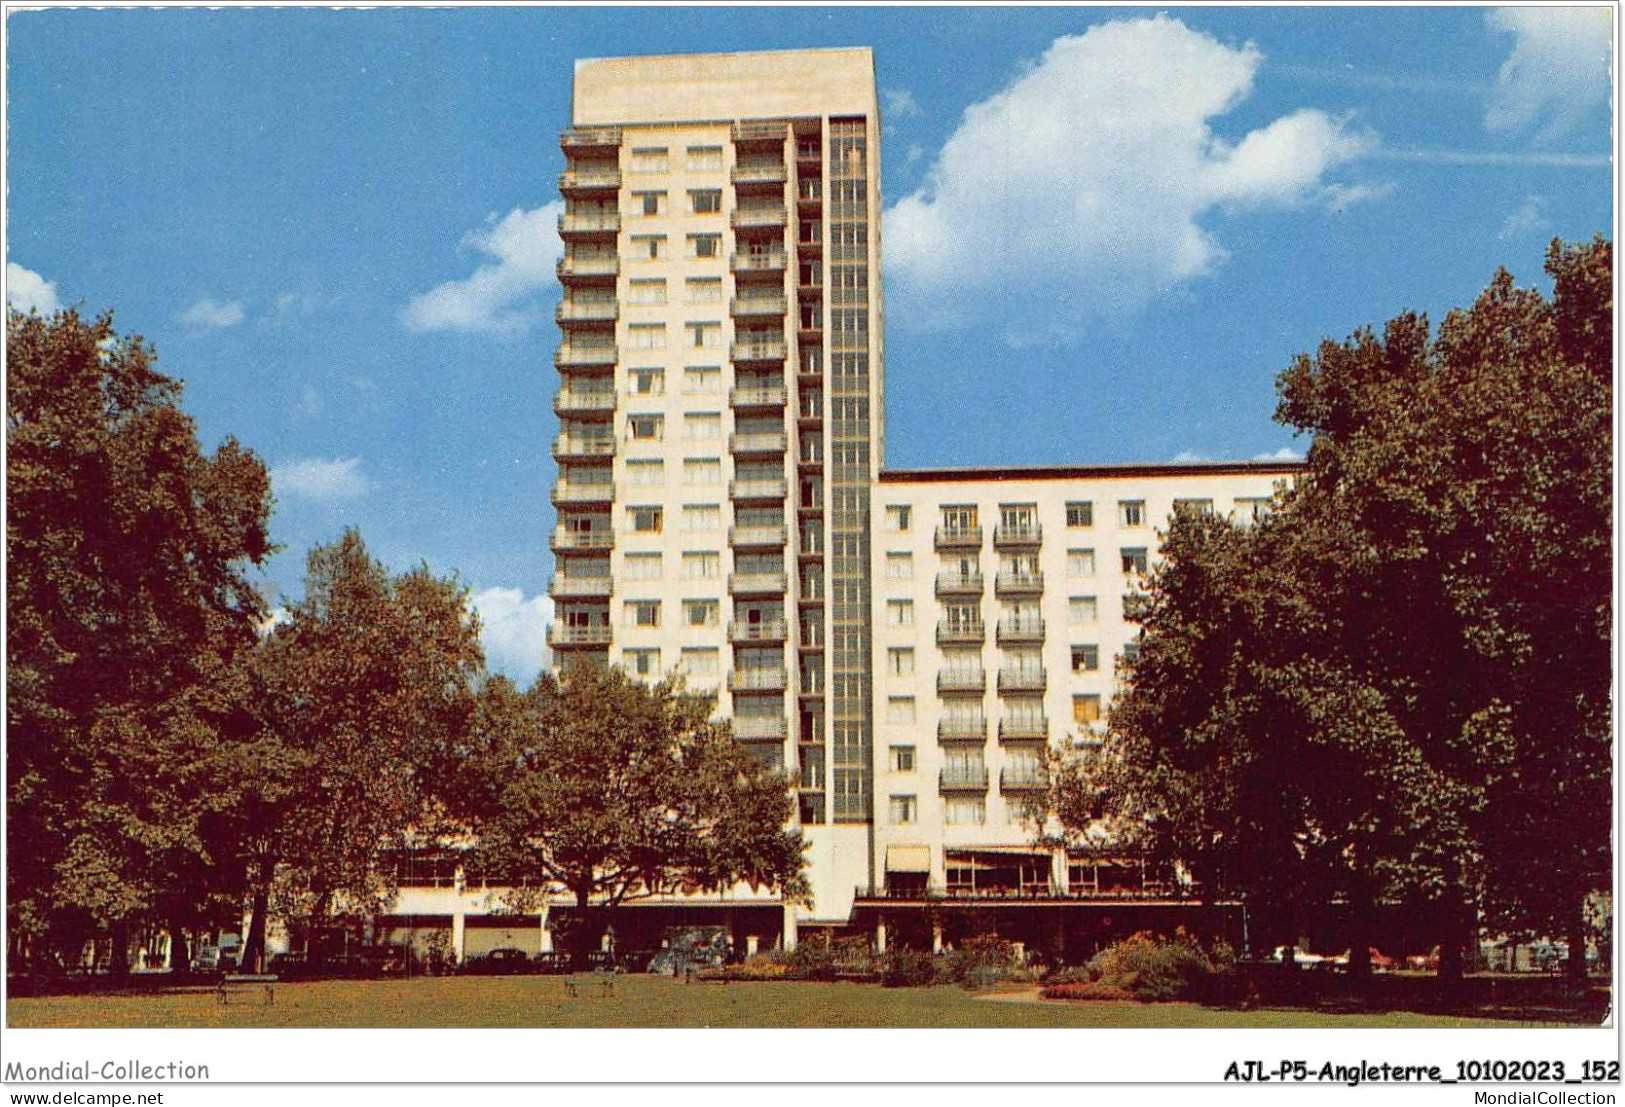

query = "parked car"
[190, 946, 229, 974]
[464, 947, 534, 975]
[530, 952, 571, 975]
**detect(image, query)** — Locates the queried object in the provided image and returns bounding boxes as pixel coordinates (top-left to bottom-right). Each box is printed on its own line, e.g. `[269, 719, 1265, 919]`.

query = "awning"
[885, 845, 931, 873]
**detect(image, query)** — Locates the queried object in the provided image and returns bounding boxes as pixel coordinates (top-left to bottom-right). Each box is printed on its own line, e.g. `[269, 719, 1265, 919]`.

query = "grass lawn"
[5, 974, 1578, 1029]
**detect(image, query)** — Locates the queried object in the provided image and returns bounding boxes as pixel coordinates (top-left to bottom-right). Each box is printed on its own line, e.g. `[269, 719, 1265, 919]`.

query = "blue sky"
[7, 6, 1613, 682]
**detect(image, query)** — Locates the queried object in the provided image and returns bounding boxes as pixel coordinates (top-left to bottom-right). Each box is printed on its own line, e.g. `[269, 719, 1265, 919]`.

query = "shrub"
[696, 954, 793, 982]
[1041, 980, 1137, 1002]
[881, 948, 936, 988]
[1067, 930, 1231, 1002]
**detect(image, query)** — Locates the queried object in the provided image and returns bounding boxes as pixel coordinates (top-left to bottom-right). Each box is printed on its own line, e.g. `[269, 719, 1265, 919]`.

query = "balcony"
[731, 339, 787, 364]
[729, 619, 788, 644]
[729, 571, 789, 596]
[936, 620, 986, 646]
[939, 767, 990, 792]
[550, 528, 613, 553]
[993, 523, 1043, 548]
[729, 667, 788, 693]
[797, 180, 822, 207]
[934, 571, 984, 597]
[731, 250, 788, 276]
[937, 717, 988, 742]
[547, 624, 612, 648]
[555, 344, 618, 370]
[550, 481, 615, 505]
[730, 384, 787, 409]
[558, 167, 621, 193]
[996, 668, 1048, 693]
[999, 716, 1049, 742]
[995, 570, 1045, 597]
[560, 125, 622, 151]
[730, 294, 788, 318]
[556, 256, 619, 282]
[729, 430, 787, 455]
[935, 524, 984, 550]
[731, 161, 787, 185]
[555, 300, 619, 324]
[729, 524, 787, 548]
[558, 212, 622, 238]
[730, 478, 788, 502]
[1000, 768, 1051, 793]
[553, 390, 616, 416]
[732, 205, 787, 230]
[548, 574, 613, 600]
[733, 716, 789, 742]
[732, 120, 787, 144]
[551, 435, 615, 463]
[937, 669, 986, 694]
[995, 619, 1046, 645]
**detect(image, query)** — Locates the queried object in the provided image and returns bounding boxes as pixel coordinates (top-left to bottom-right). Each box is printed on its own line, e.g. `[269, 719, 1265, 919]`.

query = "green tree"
[7, 307, 273, 973]
[235, 529, 483, 971]
[463, 664, 808, 966]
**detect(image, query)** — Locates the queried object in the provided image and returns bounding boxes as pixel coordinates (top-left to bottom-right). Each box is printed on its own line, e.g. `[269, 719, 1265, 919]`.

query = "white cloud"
[1172, 450, 1210, 463]
[1485, 7, 1612, 142]
[178, 297, 245, 329]
[270, 456, 370, 501]
[470, 586, 552, 683]
[403, 202, 564, 335]
[884, 17, 1374, 338]
[6, 263, 60, 314]
[1253, 446, 1304, 462]
[1370, 146, 1609, 168]
[1498, 193, 1552, 240]
[883, 87, 921, 119]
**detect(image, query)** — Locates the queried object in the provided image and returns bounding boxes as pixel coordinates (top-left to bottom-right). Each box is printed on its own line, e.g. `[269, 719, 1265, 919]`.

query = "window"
[1118, 500, 1146, 527]
[683, 366, 722, 393]
[622, 648, 661, 677]
[889, 795, 918, 825]
[625, 601, 660, 628]
[888, 647, 915, 677]
[1006, 799, 1042, 826]
[680, 646, 719, 677]
[684, 413, 722, 439]
[886, 553, 913, 581]
[1073, 694, 1102, 725]
[889, 745, 916, 773]
[627, 323, 666, 350]
[688, 233, 722, 259]
[1067, 549, 1096, 577]
[627, 279, 667, 306]
[689, 189, 722, 214]
[627, 414, 663, 440]
[1069, 596, 1098, 625]
[682, 505, 721, 532]
[626, 459, 664, 486]
[681, 551, 721, 580]
[887, 697, 916, 724]
[630, 367, 664, 394]
[1066, 501, 1094, 527]
[686, 145, 723, 172]
[1121, 547, 1149, 575]
[629, 506, 663, 533]
[1071, 644, 1100, 673]
[885, 505, 912, 532]
[1121, 641, 1142, 665]
[1234, 496, 1272, 522]
[687, 322, 722, 349]
[1173, 498, 1214, 516]
[629, 234, 665, 260]
[633, 191, 665, 217]
[941, 505, 978, 533]
[886, 599, 914, 627]
[630, 146, 668, 173]
[686, 278, 723, 304]
[624, 553, 662, 581]
[682, 599, 719, 627]
[683, 458, 721, 486]
[945, 797, 986, 826]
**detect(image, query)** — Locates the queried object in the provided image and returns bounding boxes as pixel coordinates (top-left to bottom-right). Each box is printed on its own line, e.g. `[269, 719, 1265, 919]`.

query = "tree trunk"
[169, 916, 191, 977]
[109, 919, 130, 979]
[1345, 874, 1373, 986]
[241, 855, 273, 973]
[1566, 893, 1590, 987]
[570, 881, 601, 970]
[1436, 905, 1465, 990]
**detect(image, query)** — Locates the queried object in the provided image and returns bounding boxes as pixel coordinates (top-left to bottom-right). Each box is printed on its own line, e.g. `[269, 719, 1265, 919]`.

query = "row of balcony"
[551, 528, 613, 553]
[558, 167, 621, 193]
[935, 619, 1047, 645]
[730, 430, 787, 455]
[551, 480, 615, 505]
[552, 435, 615, 461]
[731, 294, 787, 318]
[731, 477, 787, 501]
[937, 718, 1053, 742]
[934, 524, 1044, 549]
[556, 300, 619, 324]
[933, 570, 1044, 597]
[558, 212, 621, 238]
[728, 618, 788, 643]
[936, 768, 1052, 793]
[554, 390, 616, 415]
[555, 344, 618, 370]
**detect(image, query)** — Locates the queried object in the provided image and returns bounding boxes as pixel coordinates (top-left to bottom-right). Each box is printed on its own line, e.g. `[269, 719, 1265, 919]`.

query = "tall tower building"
[549, 49, 885, 931]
